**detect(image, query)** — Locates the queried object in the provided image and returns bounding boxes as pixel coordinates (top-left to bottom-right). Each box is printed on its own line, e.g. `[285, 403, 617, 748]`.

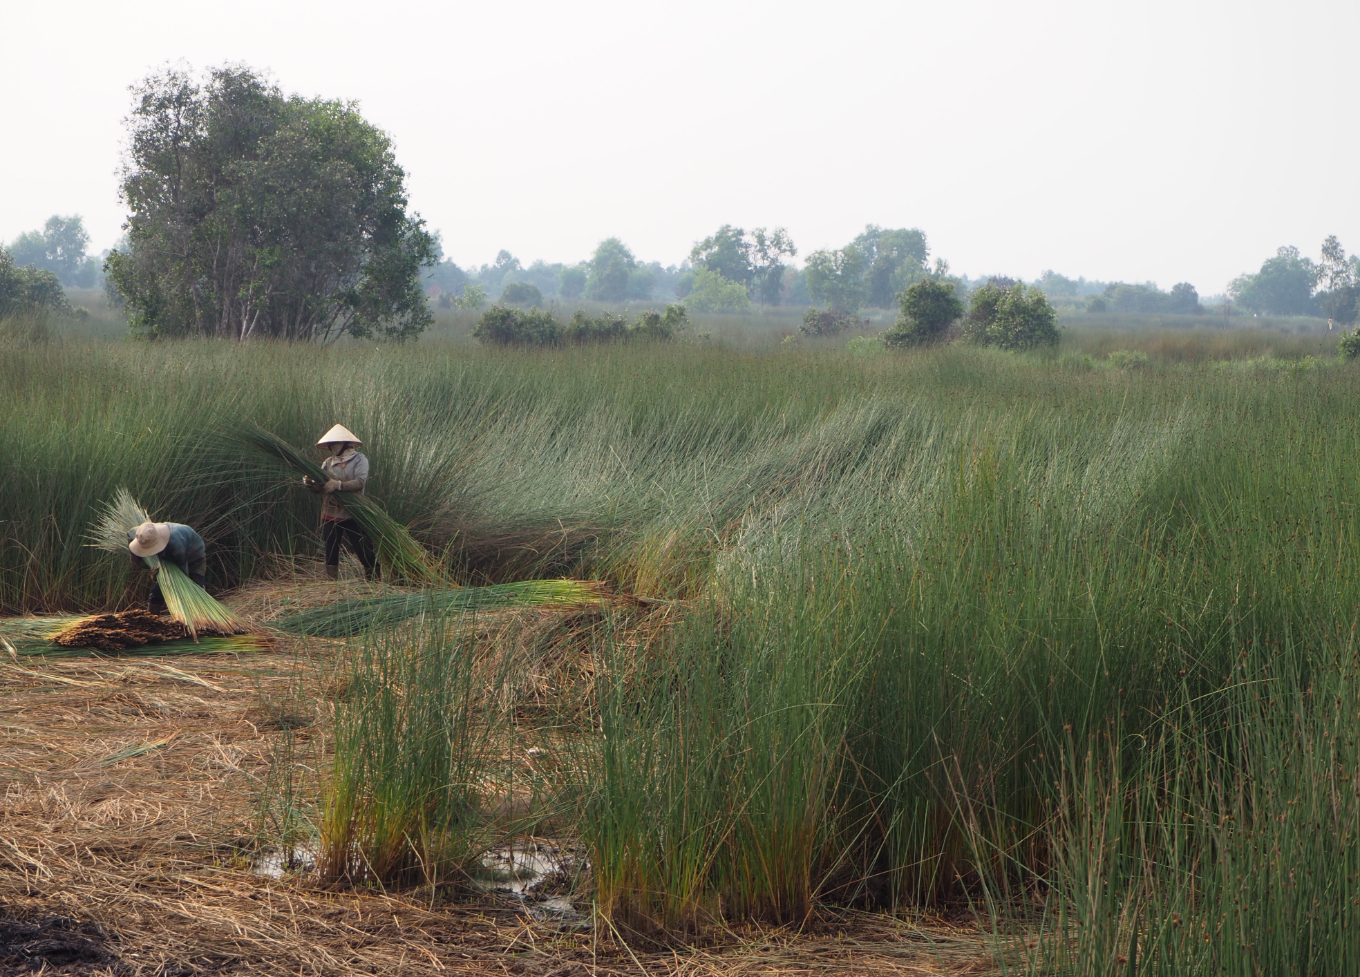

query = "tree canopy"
[586, 238, 654, 302]
[1229, 246, 1318, 316]
[884, 278, 964, 347]
[961, 281, 1059, 351]
[10, 216, 100, 288]
[804, 244, 868, 312]
[853, 225, 930, 308]
[0, 246, 72, 318]
[104, 64, 436, 341]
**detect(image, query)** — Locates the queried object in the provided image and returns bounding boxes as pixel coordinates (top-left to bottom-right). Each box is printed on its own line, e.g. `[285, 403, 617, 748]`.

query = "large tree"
[1229, 246, 1318, 317]
[585, 238, 643, 302]
[10, 215, 98, 288]
[104, 65, 436, 341]
[804, 244, 867, 313]
[852, 225, 929, 308]
[689, 225, 752, 290]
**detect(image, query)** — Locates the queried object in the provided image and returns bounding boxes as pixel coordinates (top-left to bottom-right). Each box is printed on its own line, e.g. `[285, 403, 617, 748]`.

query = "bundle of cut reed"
[88, 488, 249, 639]
[234, 425, 448, 587]
[145, 556, 248, 639]
[0, 615, 272, 657]
[273, 579, 605, 638]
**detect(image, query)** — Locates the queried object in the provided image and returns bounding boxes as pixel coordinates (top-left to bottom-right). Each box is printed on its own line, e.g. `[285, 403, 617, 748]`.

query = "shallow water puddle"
[249, 838, 588, 927]
[252, 844, 316, 880]
[480, 839, 588, 928]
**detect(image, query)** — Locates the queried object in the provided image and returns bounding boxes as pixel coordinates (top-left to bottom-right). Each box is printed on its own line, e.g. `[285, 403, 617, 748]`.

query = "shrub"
[846, 335, 886, 356]
[472, 305, 562, 346]
[0, 246, 71, 318]
[883, 279, 963, 347]
[1338, 330, 1360, 360]
[473, 304, 686, 347]
[632, 305, 689, 342]
[684, 268, 750, 312]
[500, 281, 543, 306]
[455, 284, 487, 311]
[800, 308, 862, 337]
[961, 281, 1059, 351]
[1107, 349, 1150, 369]
[563, 311, 628, 344]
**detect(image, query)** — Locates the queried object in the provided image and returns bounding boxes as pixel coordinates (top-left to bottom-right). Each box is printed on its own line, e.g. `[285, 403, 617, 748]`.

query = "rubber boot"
[325, 564, 339, 581]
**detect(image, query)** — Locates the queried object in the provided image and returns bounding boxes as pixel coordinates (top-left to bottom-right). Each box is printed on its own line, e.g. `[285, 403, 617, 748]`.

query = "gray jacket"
[318, 449, 370, 521]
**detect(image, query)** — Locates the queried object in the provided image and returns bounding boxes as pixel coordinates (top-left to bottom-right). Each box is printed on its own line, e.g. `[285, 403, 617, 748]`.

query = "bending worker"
[304, 424, 379, 581]
[128, 520, 208, 615]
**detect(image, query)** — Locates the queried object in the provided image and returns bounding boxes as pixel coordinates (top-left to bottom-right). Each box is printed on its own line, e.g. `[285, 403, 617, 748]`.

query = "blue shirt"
[128, 523, 206, 574]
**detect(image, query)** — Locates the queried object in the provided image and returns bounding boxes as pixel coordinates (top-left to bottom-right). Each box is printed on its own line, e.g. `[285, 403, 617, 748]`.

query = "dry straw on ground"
[0, 580, 1002, 975]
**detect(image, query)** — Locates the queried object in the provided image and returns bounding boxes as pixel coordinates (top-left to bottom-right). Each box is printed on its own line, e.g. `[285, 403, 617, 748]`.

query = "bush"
[1107, 349, 1150, 370]
[500, 281, 543, 306]
[800, 308, 862, 337]
[684, 268, 750, 312]
[0, 246, 71, 318]
[1338, 330, 1360, 360]
[472, 305, 562, 346]
[473, 304, 687, 347]
[961, 281, 1059, 351]
[632, 305, 689, 342]
[883, 279, 963, 347]
[846, 335, 886, 356]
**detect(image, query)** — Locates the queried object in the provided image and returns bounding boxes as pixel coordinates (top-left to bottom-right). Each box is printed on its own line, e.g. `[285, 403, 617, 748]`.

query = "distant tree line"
[430, 224, 940, 315]
[1228, 238, 1358, 323]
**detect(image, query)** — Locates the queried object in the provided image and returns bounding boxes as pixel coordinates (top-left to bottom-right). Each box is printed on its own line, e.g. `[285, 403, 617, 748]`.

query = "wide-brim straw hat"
[317, 423, 362, 446]
[129, 521, 171, 557]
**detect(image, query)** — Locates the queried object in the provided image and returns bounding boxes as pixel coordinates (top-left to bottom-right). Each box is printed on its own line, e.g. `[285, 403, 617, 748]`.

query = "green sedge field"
[1, 318, 1357, 975]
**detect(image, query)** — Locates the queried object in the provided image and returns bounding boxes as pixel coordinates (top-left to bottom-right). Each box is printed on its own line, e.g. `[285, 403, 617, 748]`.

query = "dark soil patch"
[0, 912, 113, 972]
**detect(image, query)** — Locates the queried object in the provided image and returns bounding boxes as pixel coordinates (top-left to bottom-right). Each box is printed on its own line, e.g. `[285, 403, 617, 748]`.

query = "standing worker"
[128, 520, 208, 615]
[304, 424, 379, 581]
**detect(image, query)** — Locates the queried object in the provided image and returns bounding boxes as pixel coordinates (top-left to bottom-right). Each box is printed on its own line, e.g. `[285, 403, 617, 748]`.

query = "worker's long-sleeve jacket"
[127, 523, 207, 579]
[319, 449, 370, 522]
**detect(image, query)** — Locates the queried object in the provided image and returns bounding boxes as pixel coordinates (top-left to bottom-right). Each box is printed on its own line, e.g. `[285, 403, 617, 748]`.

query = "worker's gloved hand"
[303, 476, 322, 493]
[324, 479, 342, 494]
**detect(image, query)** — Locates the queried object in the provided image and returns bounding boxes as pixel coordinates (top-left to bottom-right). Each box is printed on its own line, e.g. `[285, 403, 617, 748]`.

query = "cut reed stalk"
[273, 579, 605, 638]
[145, 557, 247, 639]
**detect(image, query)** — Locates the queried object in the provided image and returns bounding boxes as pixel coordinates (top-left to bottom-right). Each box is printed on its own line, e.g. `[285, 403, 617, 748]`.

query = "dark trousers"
[324, 518, 379, 579]
[148, 560, 208, 614]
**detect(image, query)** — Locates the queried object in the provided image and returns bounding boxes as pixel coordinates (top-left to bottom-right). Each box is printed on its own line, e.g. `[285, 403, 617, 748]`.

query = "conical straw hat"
[317, 423, 362, 446]
[128, 521, 171, 557]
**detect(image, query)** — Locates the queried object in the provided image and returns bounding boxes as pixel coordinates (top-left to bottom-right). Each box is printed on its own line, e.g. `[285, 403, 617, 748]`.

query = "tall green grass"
[319, 615, 504, 889]
[6, 335, 1360, 954]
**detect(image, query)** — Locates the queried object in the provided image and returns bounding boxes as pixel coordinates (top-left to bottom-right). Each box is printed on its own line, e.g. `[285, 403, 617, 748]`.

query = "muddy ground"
[1, 577, 999, 976]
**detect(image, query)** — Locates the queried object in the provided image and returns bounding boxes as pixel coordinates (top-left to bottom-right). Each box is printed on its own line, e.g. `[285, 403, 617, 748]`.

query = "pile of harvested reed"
[0, 614, 276, 657]
[273, 579, 606, 638]
[235, 425, 448, 587]
[52, 610, 187, 651]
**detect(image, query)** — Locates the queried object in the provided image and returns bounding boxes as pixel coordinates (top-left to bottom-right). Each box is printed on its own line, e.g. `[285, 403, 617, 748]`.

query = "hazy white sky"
[3, 0, 1356, 294]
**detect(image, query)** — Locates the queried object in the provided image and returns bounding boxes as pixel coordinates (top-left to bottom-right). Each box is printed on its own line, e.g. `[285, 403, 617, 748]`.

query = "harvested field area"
[0, 581, 1001, 975]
